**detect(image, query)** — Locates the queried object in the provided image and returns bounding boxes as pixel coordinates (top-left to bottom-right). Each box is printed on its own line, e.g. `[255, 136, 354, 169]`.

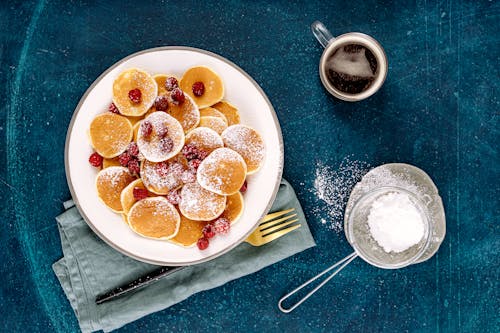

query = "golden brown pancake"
[198, 116, 227, 135]
[153, 74, 178, 96]
[120, 178, 151, 214]
[127, 197, 180, 239]
[164, 90, 200, 133]
[222, 191, 244, 224]
[112, 68, 158, 116]
[221, 125, 265, 174]
[185, 127, 223, 154]
[179, 66, 224, 108]
[199, 107, 228, 124]
[136, 112, 185, 162]
[212, 101, 240, 126]
[102, 157, 121, 168]
[179, 182, 226, 221]
[170, 214, 209, 247]
[95, 166, 135, 212]
[89, 113, 133, 158]
[197, 147, 247, 195]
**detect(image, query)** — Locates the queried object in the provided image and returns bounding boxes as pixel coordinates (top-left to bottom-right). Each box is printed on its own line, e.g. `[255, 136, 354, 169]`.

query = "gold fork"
[245, 208, 301, 246]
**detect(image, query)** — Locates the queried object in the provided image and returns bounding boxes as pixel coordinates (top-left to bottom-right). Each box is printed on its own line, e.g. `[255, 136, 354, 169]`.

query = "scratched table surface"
[1, 1, 499, 332]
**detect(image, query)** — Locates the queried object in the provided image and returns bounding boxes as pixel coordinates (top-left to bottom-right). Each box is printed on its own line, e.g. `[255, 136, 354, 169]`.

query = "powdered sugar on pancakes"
[179, 182, 226, 221]
[112, 68, 158, 116]
[141, 156, 187, 194]
[185, 127, 223, 154]
[95, 166, 135, 212]
[164, 90, 200, 133]
[221, 125, 265, 174]
[137, 112, 185, 162]
[197, 148, 247, 195]
[127, 197, 180, 240]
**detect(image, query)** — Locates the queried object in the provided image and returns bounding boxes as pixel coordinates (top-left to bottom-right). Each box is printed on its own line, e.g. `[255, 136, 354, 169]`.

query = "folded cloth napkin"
[53, 179, 315, 332]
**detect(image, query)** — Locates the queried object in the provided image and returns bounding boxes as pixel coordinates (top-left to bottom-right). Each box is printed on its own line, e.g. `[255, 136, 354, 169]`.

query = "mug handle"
[311, 21, 335, 48]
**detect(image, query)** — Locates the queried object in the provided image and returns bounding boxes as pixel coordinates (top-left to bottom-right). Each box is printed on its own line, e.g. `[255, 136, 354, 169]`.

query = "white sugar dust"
[312, 157, 370, 232]
[367, 192, 425, 253]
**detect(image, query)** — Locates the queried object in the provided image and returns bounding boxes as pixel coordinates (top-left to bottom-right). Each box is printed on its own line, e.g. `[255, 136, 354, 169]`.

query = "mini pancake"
[212, 101, 240, 126]
[132, 122, 141, 141]
[102, 157, 121, 168]
[127, 197, 180, 240]
[120, 178, 151, 214]
[95, 166, 135, 213]
[179, 66, 224, 108]
[89, 113, 133, 158]
[165, 90, 200, 133]
[197, 147, 247, 195]
[185, 127, 223, 154]
[140, 155, 187, 194]
[222, 191, 244, 224]
[137, 112, 185, 162]
[198, 116, 227, 135]
[169, 214, 209, 247]
[179, 182, 226, 221]
[153, 74, 178, 96]
[112, 68, 158, 116]
[199, 107, 228, 124]
[221, 125, 265, 174]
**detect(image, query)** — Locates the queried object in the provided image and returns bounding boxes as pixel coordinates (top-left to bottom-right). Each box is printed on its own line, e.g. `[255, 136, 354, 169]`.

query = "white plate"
[65, 47, 283, 265]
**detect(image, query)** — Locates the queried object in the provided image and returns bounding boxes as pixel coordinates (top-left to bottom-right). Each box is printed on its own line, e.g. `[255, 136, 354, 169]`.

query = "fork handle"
[278, 252, 358, 313]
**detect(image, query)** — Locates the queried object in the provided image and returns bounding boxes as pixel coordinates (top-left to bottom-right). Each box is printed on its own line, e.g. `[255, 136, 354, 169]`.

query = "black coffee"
[325, 44, 378, 94]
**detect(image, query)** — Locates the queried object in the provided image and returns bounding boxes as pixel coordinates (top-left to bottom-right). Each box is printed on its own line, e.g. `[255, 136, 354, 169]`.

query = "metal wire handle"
[278, 252, 358, 313]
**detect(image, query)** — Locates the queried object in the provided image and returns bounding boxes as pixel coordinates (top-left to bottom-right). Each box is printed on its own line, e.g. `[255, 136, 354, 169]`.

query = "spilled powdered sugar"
[311, 157, 370, 232]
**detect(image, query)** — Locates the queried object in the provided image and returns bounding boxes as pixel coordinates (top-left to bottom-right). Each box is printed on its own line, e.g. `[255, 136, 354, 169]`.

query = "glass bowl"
[346, 186, 432, 269]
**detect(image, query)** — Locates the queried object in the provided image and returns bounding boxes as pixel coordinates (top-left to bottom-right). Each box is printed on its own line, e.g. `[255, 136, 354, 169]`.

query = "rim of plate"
[64, 46, 284, 266]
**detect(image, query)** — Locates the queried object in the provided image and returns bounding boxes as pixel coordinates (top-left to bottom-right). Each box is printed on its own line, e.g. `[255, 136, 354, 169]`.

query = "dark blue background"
[1, 0, 498, 332]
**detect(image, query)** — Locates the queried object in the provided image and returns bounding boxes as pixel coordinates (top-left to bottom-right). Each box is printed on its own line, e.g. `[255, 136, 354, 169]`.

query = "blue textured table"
[1, 1, 499, 332]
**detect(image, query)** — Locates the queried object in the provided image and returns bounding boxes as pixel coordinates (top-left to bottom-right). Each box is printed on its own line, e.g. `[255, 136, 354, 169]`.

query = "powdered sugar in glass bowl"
[346, 186, 432, 269]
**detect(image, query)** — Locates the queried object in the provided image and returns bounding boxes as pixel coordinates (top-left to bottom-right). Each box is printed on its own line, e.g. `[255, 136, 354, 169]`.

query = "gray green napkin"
[53, 179, 315, 332]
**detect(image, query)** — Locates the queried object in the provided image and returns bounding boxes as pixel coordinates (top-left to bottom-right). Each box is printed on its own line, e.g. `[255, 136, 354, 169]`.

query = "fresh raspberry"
[181, 170, 196, 183]
[171, 88, 185, 105]
[127, 142, 139, 157]
[156, 161, 169, 177]
[159, 136, 174, 153]
[157, 125, 169, 138]
[181, 143, 199, 160]
[188, 158, 202, 171]
[141, 121, 153, 138]
[240, 180, 248, 193]
[133, 187, 149, 201]
[89, 152, 103, 167]
[118, 152, 131, 166]
[202, 224, 216, 239]
[197, 149, 209, 160]
[192, 81, 205, 97]
[165, 77, 178, 91]
[213, 217, 231, 235]
[108, 102, 120, 114]
[128, 88, 142, 104]
[196, 237, 209, 250]
[128, 158, 140, 175]
[166, 189, 181, 205]
[154, 96, 169, 111]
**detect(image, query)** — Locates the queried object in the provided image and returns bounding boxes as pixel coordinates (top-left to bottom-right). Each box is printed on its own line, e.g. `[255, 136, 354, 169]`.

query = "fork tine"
[262, 218, 299, 235]
[260, 213, 297, 230]
[260, 208, 295, 223]
[261, 224, 301, 244]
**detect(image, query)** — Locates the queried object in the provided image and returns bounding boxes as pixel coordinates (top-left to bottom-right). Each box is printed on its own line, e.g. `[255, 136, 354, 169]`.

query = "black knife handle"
[95, 266, 185, 304]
